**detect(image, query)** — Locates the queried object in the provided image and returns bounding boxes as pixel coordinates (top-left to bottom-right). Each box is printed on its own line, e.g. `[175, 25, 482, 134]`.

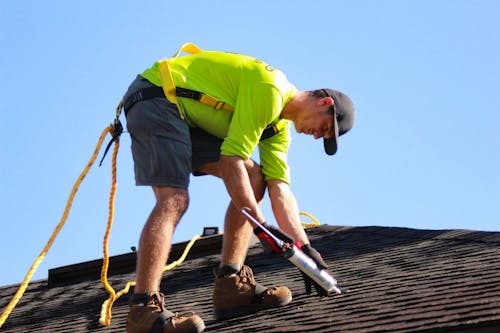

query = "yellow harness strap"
[198, 93, 234, 112]
[159, 42, 280, 140]
[158, 42, 234, 112]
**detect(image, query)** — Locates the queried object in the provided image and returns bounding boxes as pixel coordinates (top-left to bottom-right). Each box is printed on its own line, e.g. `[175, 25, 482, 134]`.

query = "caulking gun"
[241, 208, 345, 295]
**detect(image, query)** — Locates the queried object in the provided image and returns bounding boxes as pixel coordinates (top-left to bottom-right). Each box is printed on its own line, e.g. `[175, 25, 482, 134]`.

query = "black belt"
[123, 86, 280, 141]
[124, 86, 229, 116]
[123, 86, 166, 116]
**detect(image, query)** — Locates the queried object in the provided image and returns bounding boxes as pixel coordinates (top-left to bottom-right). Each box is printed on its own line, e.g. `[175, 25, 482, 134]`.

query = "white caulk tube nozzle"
[284, 245, 342, 294]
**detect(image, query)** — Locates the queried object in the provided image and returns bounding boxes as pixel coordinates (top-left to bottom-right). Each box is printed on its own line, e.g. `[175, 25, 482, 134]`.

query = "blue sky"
[1, 1, 499, 287]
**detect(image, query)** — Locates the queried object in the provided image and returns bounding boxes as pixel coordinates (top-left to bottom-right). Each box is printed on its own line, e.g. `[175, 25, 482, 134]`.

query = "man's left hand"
[300, 244, 330, 297]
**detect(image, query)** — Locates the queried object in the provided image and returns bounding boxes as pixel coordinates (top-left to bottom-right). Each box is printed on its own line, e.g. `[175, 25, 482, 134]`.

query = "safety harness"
[122, 86, 234, 116]
[100, 43, 281, 164]
[121, 85, 281, 141]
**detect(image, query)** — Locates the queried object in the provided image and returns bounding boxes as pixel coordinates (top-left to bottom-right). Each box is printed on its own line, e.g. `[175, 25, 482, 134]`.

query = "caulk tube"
[241, 207, 286, 250]
[284, 245, 342, 294]
[241, 207, 342, 295]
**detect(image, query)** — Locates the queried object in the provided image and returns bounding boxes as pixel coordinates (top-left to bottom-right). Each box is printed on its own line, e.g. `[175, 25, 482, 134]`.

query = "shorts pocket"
[148, 133, 192, 186]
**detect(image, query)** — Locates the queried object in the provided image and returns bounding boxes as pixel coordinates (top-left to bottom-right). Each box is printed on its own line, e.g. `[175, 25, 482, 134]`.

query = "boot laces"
[239, 265, 257, 286]
[149, 293, 194, 319]
[149, 292, 167, 312]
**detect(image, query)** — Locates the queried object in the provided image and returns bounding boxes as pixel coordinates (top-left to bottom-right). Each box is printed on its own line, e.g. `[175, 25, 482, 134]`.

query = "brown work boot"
[127, 292, 205, 333]
[213, 265, 292, 320]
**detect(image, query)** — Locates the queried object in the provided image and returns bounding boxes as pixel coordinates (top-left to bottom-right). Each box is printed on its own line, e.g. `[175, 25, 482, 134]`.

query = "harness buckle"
[112, 119, 123, 139]
[100, 101, 125, 167]
[214, 100, 226, 110]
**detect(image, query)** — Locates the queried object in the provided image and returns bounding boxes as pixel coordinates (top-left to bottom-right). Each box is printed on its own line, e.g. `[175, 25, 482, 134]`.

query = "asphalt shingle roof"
[1, 225, 500, 332]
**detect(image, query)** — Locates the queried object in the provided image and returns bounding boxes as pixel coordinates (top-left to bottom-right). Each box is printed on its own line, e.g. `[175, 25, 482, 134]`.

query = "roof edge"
[47, 234, 223, 285]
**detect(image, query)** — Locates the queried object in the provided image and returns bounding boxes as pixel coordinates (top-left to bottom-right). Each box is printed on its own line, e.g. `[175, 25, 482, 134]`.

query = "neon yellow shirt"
[141, 49, 297, 183]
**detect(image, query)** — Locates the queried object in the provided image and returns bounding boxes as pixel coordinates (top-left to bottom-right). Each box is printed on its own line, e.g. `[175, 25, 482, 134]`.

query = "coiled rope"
[0, 125, 113, 329]
[300, 211, 321, 228]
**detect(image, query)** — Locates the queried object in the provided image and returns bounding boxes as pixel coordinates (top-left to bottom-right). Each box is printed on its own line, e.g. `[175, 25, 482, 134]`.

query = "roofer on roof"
[123, 43, 354, 333]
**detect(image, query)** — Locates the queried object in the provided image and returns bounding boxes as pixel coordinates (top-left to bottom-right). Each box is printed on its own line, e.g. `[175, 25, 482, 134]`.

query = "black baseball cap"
[322, 89, 355, 155]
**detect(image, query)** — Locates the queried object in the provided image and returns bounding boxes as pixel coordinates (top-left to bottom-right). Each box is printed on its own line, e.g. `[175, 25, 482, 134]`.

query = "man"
[123, 43, 354, 333]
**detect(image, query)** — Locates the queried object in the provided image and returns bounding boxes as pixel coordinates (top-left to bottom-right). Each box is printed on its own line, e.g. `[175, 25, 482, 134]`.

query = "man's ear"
[315, 96, 334, 108]
[323, 96, 335, 107]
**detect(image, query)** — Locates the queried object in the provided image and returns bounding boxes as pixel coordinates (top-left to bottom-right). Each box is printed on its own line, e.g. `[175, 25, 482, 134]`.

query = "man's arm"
[267, 180, 309, 246]
[267, 179, 333, 296]
[219, 154, 265, 222]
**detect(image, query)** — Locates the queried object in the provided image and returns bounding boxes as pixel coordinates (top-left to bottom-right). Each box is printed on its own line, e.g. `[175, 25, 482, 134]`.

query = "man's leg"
[124, 77, 205, 333]
[197, 160, 292, 321]
[134, 186, 188, 293]
[128, 186, 205, 333]
[196, 159, 265, 267]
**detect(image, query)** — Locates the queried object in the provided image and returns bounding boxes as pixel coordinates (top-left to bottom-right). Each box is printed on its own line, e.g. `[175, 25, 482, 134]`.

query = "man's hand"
[300, 244, 330, 297]
[253, 223, 294, 254]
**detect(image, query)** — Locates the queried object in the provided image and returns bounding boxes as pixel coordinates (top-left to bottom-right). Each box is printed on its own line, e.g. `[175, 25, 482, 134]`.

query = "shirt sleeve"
[220, 82, 283, 160]
[258, 120, 291, 184]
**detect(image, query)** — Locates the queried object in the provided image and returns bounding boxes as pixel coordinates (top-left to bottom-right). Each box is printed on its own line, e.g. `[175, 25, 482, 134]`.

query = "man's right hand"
[253, 223, 294, 254]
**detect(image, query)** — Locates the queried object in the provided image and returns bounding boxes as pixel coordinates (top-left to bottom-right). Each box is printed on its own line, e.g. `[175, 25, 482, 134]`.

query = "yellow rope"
[300, 211, 321, 228]
[0, 126, 112, 329]
[99, 234, 202, 326]
[162, 234, 201, 272]
[99, 132, 120, 326]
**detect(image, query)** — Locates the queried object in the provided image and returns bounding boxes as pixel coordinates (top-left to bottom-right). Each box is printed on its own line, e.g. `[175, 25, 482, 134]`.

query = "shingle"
[1, 225, 500, 332]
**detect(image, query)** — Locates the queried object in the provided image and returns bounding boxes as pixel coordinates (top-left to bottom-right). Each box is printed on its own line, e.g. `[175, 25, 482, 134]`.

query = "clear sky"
[1, 1, 499, 287]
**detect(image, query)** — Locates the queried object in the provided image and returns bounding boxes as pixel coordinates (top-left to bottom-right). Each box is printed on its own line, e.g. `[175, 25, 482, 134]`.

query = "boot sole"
[128, 313, 206, 333]
[213, 293, 292, 321]
[192, 320, 206, 333]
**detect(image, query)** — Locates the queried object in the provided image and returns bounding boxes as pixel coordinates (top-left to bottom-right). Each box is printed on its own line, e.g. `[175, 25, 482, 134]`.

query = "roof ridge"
[341, 225, 500, 245]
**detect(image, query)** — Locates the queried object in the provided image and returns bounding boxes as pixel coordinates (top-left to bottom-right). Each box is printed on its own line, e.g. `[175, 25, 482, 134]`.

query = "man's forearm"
[219, 155, 265, 222]
[268, 180, 309, 246]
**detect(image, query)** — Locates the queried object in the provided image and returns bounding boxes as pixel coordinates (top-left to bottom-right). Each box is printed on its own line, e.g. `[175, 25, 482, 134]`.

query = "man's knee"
[244, 160, 266, 201]
[152, 186, 189, 217]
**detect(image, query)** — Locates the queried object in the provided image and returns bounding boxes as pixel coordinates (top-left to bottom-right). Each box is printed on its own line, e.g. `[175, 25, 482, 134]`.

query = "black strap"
[175, 86, 203, 100]
[123, 86, 166, 116]
[260, 123, 279, 141]
[123, 86, 280, 141]
[123, 86, 211, 115]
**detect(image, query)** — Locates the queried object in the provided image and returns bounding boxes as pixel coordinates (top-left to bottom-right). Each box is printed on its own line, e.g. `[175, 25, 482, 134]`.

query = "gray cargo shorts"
[124, 76, 223, 188]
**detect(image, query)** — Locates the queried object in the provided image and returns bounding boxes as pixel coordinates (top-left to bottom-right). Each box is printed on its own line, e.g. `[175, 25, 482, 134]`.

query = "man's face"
[294, 104, 335, 140]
